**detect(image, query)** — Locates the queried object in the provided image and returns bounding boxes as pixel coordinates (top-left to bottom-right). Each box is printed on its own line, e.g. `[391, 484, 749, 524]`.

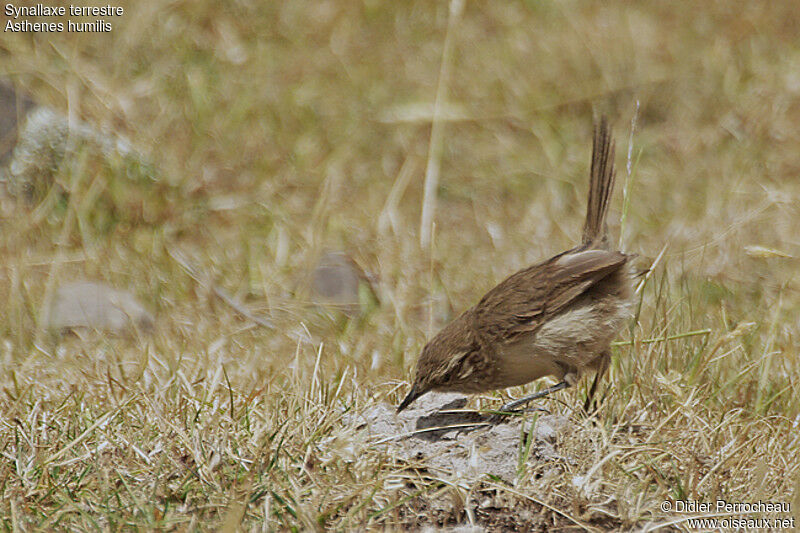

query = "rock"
[343, 391, 573, 484]
[44, 280, 154, 335]
[310, 251, 378, 315]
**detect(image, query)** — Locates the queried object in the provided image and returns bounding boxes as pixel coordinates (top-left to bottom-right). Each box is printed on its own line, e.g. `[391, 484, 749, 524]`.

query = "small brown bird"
[398, 117, 635, 414]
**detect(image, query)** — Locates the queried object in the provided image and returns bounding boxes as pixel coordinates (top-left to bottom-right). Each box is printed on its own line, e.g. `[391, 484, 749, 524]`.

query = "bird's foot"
[489, 381, 569, 423]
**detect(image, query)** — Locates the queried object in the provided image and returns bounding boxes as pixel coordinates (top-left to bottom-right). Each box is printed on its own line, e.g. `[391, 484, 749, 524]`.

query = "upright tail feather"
[582, 117, 618, 412]
[581, 117, 616, 249]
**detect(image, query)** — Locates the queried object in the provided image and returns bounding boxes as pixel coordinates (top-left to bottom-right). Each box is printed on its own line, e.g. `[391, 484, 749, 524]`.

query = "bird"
[397, 117, 635, 415]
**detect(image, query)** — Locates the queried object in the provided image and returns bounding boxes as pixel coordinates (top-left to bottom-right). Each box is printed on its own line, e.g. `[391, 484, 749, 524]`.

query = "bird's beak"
[397, 384, 424, 413]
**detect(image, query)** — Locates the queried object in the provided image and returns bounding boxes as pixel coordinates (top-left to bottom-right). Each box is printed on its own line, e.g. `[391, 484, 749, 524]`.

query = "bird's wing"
[472, 248, 629, 343]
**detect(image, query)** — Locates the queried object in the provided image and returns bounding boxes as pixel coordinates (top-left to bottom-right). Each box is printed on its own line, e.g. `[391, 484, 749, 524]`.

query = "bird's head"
[396, 313, 476, 413]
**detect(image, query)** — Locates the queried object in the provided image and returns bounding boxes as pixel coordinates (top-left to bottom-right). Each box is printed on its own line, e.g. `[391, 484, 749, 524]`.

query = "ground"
[1, 2, 799, 531]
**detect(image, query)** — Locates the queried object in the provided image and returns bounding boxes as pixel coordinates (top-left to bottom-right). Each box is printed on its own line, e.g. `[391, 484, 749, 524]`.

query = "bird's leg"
[493, 380, 570, 417]
[584, 351, 610, 413]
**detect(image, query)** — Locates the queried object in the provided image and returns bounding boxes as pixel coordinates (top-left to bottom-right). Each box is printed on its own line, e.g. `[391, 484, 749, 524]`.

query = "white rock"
[44, 280, 154, 334]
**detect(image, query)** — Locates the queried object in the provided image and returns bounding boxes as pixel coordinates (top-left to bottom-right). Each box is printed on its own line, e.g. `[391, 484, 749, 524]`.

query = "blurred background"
[2, 1, 799, 529]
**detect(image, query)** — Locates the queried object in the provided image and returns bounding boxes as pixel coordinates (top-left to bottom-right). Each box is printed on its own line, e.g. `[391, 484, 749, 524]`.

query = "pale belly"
[494, 295, 633, 388]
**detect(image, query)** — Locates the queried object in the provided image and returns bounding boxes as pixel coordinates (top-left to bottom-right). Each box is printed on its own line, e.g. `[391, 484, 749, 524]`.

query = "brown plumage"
[398, 117, 634, 413]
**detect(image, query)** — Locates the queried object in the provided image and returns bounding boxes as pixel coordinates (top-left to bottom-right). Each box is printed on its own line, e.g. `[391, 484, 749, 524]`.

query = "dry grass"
[2, 1, 800, 530]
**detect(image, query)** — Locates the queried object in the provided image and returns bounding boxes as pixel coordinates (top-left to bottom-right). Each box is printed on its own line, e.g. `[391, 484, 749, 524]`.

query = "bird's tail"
[581, 117, 616, 249]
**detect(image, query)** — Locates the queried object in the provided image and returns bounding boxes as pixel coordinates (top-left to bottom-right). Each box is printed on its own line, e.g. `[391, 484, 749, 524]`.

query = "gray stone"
[310, 251, 377, 314]
[44, 280, 154, 335]
[345, 391, 573, 484]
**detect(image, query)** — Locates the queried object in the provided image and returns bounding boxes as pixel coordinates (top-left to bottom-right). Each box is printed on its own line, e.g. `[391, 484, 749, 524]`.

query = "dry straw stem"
[618, 99, 640, 251]
[419, 0, 464, 250]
